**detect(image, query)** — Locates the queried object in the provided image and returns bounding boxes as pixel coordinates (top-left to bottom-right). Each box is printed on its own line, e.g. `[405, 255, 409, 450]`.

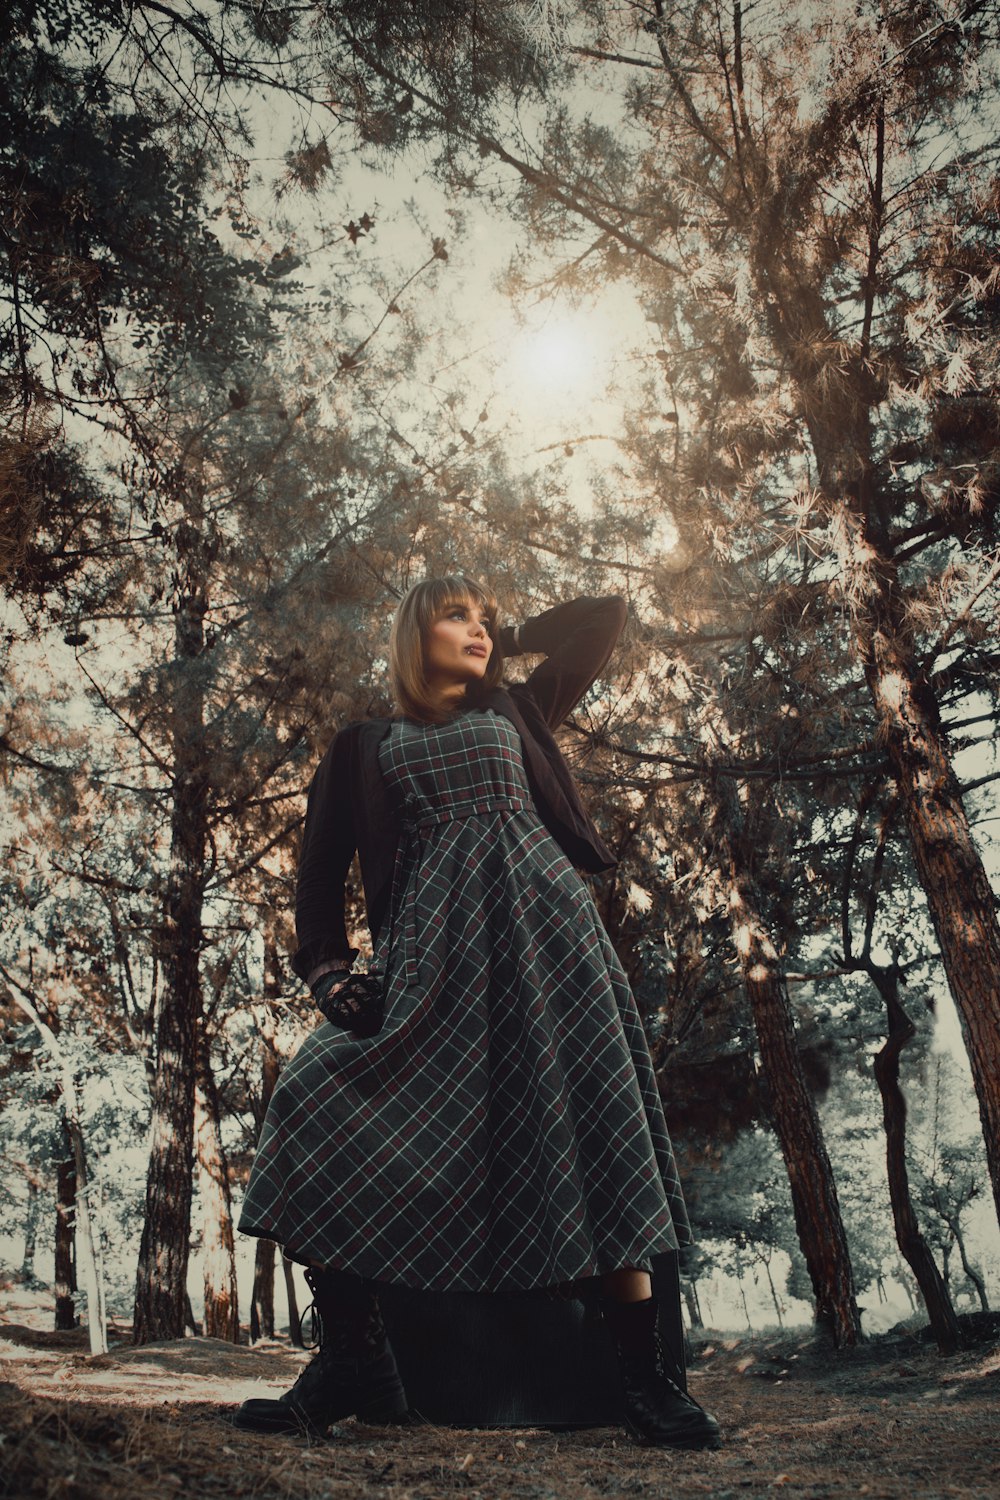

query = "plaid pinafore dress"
[240, 708, 689, 1290]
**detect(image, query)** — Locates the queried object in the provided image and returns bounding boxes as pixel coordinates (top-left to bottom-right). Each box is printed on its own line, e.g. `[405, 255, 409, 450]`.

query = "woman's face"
[424, 595, 493, 691]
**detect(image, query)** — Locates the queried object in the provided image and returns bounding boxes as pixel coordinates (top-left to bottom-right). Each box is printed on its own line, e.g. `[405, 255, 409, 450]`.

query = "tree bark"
[682, 1277, 704, 1330]
[713, 777, 861, 1346]
[741, 944, 861, 1346]
[950, 1220, 989, 1312]
[895, 1258, 917, 1311]
[55, 1148, 76, 1331]
[737, 1274, 753, 1333]
[934, 1197, 990, 1313]
[66, 1108, 107, 1354]
[760, 1253, 784, 1329]
[5, 987, 106, 1352]
[195, 1027, 240, 1342]
[754, 238, 1000, 1232]
[282, 1255, 304, 1348]
[134, 542, 210, 1343]
[20, 1177, 40, 1283]
[250, 1239, 276, 1343]
[861, 569, 1000, 1232]
[872, 983, 960, 1354]
[249, 968, 281, 1343]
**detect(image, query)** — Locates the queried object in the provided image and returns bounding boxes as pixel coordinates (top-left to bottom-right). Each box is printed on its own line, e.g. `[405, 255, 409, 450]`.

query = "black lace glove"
[312, 970, 385, 1038]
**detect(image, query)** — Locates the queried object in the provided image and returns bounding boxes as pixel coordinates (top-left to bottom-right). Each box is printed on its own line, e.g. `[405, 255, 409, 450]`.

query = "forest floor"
[1, 1307, 998, 1500]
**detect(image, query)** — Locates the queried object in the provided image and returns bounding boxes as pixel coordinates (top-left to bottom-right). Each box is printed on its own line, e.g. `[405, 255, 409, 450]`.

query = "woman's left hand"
[313, 971, 385, 1038]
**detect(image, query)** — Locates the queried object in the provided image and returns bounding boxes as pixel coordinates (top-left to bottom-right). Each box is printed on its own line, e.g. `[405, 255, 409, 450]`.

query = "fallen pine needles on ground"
[1, 1317, 999, 1500]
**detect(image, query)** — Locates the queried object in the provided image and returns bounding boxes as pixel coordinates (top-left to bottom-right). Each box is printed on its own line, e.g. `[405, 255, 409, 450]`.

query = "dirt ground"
[1, 1315, 998, 1500]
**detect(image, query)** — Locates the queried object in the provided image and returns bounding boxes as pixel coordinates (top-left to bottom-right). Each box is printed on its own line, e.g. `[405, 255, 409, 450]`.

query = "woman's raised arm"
[499, 594, 627, 731]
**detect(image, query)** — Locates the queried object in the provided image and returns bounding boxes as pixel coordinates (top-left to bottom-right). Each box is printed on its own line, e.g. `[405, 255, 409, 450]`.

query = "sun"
[526, 320, 593, 383]
[510, 311, 608, 407]
[475, 289, 652, 455]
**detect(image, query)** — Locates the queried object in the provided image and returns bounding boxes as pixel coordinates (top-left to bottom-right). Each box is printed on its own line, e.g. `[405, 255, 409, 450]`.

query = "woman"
[235, 579, 720, 1449]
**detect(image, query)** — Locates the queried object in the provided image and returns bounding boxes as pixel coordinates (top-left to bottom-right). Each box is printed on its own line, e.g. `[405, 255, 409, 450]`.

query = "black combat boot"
[232, 1268, 409, 1436]
[602, 1295, 721, 1450]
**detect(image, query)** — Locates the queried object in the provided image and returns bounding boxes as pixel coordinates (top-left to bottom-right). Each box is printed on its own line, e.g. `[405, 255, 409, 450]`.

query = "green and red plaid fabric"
[239, 711, 690, 1290]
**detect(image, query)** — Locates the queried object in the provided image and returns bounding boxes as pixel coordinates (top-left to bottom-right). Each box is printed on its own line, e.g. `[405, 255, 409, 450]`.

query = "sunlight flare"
[510, 311, 611, 409]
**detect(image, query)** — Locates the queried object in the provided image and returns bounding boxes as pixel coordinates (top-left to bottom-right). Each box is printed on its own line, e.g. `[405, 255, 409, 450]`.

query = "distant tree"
[831, 787, 963, 1349]
[0, 910, 117, 1353]
[683, 1126, 801, 1329]
[913, 1056, 993, 1313]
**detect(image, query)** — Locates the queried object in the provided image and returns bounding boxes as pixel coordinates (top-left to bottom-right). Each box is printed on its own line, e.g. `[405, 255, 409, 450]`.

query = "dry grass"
[1, 1318, 999, 1500]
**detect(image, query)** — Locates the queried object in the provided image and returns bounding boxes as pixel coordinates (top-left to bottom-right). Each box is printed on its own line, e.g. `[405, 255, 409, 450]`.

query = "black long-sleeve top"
[291, 594, 627, 982]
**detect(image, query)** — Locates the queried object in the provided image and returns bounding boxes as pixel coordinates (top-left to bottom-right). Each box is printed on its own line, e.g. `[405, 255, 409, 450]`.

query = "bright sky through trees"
[239, 58, 661, 512]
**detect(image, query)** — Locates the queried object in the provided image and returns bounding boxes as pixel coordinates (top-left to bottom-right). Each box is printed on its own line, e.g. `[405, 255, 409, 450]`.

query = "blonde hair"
[390, 575, 503, 723]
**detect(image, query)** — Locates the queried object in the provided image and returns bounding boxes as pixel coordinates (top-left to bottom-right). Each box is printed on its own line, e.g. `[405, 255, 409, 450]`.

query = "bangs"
[437, 590, 481, 612]
[417, 577, 497, 630]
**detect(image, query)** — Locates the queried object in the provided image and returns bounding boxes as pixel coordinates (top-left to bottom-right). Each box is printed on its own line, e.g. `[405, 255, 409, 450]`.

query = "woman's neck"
[426, 682, 470, 715]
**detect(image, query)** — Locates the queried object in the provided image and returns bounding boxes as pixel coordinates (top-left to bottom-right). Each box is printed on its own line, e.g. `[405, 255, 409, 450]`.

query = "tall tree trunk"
[55, 1148, 76, 1331]
[737, 1275, 753, 1333]
[757, 244, 1000, 1230]
[895, 1258, 918, 1311]
[951, 1222, 989, 1312]
[250, 1240, 276, 1343]
[20, 1177, 39, 1283]
[195, 1027, 239, 1342]
[935, 1199, 990, 1313]
[713, 777, 861, 1347]
[682, 1277, 704, 1330]
[859, 559, 1000, 1231]
[871, 980, 960, 1353]
[134, 544, 210, 1344]
[282, 1256, 304, 1348]
[6, 988, 106, 1352]
[249, 955, 282, 1343]
[740, 940, 861, 1346]
[760, 1254, 784, 1329]
[955, 1231, 989, 1312]
[66, 1110, 107, 1354]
